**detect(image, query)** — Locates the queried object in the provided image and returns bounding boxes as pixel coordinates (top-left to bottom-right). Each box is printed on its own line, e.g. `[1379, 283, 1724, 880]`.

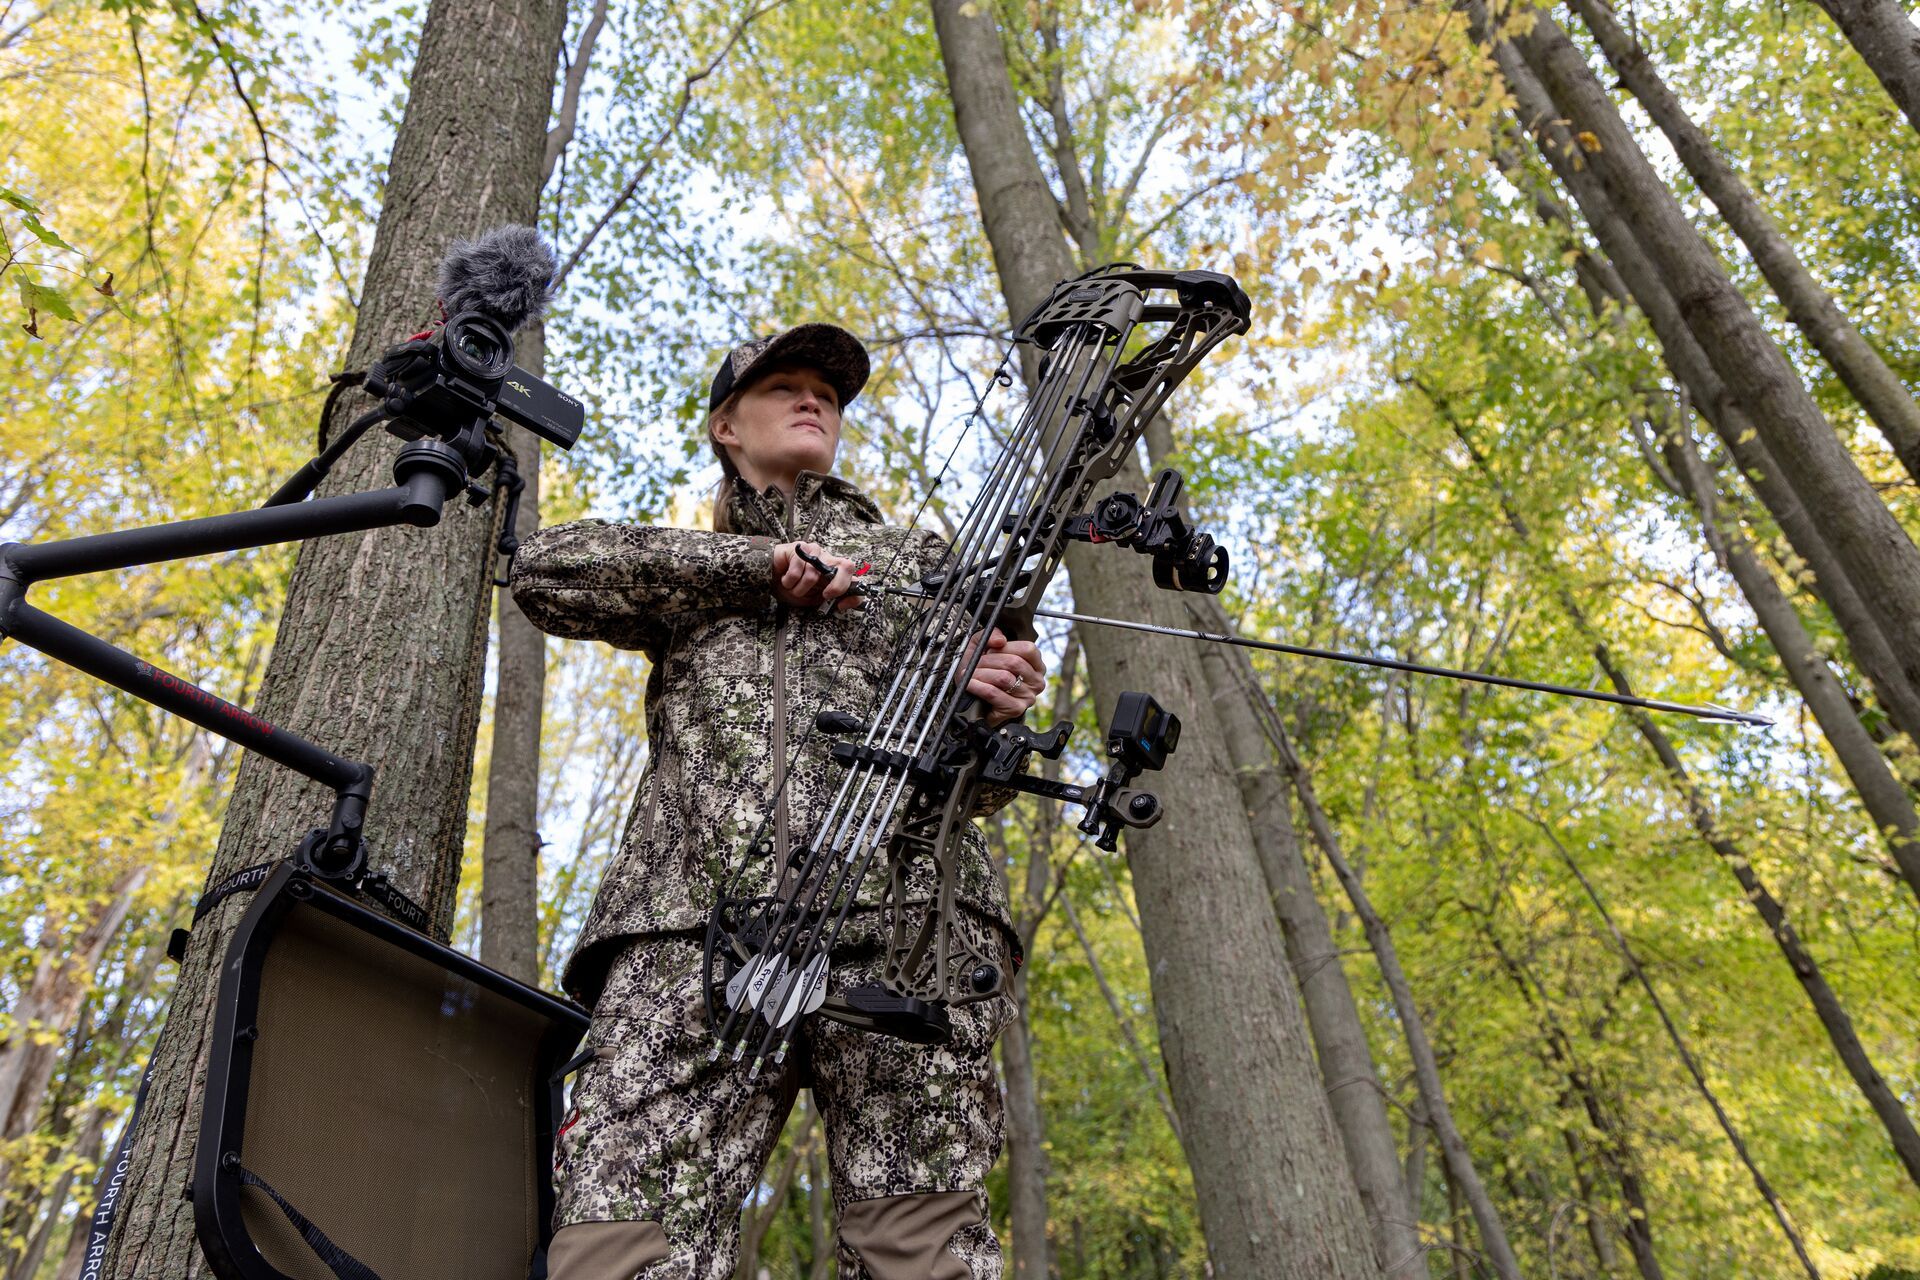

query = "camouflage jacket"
[510, 471, 1016, 1007]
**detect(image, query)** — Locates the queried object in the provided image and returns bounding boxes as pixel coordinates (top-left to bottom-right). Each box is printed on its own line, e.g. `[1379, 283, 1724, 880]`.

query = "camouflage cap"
[708, 323, 870, 414]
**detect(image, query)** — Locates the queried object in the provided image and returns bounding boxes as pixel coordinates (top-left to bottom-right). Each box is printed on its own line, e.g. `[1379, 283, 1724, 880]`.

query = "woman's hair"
[707, 391, 745, 534]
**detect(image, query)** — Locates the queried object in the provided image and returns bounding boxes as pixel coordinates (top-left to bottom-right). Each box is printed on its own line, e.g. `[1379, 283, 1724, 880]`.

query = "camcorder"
[370, 309, 585, 451]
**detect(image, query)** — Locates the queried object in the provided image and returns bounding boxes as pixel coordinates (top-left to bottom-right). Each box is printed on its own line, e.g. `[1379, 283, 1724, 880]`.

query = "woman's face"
[713, 363, 842, 488]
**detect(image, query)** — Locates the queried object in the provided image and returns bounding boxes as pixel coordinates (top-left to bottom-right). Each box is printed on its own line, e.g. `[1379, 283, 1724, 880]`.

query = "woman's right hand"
[771, 541, 864, 612]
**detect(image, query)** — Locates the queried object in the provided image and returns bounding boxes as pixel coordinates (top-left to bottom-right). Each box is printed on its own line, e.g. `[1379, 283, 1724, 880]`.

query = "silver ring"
[1009, 673, 1025, 693]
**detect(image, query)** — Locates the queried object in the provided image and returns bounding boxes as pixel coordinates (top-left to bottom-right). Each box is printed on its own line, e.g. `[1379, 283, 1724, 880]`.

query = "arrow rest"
[1064, 466, 1230, 594]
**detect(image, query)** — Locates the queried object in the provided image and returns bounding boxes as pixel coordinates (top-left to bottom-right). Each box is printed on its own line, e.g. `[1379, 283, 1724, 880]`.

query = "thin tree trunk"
[1658, 421, 1920, 903]
[1809, 0, 1920, 137]
[1402, 1098, 1429, 1223]
[1479, 19, 1920, 752]
[1445, 410, 1920, 1193]
[998, 637, 1078, 1280]
[8, 1107, 106, 1280]
[0, 866, 144, 1186]
[808, 1139, 832, 1280]
[479, 320, 548, 985]
[1521, 815, 1824, 1277]
[1559, 1127, 1621, 1277]
[1473, 917, 1663, 1280]
[1058, 892, 1182, 1142]
[1444, 1168, 1471, 1280]
[101, 0, 569, 1267]
[736, 1101, 814, 1280]
[1508, 10, 1920, 707]
[1254, 706, 1525, 1280]
[477, 0, 607, 984]
[1570, 0, 1920, 480]
[997, 983, 1053, 1280]
[929, 2, 1382, 1273]
[1188, 597, 1426, 1279]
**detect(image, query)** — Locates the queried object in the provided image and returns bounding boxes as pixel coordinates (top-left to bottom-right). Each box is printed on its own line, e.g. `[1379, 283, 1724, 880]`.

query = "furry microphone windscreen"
[435, 225, 559, 334]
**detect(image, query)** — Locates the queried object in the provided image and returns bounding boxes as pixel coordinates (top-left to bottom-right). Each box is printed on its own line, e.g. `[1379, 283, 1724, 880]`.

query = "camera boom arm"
[0, 430, 489, 887]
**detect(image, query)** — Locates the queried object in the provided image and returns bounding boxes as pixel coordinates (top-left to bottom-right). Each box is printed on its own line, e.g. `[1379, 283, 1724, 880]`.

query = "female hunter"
[510, 322, 1046, 1279]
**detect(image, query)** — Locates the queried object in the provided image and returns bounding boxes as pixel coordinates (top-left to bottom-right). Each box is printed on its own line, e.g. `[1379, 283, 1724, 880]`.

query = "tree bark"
[998, 637, 1078, 1280]
[808, 1138, 832, 1280]
[1478, 18, 1920, 753]
[1509, 11, 1920, 711]
[479, 322, 548, 985]
[1570, 0, 1920, 481]
[1809, 0, 1920, 138]
[929, 2, 1381, 1274]
[1187, 596, 1425, 1279]
[477, 0, 607, 985]
[996, 978, 1053, 1280]
[101, 0, 569, 1268]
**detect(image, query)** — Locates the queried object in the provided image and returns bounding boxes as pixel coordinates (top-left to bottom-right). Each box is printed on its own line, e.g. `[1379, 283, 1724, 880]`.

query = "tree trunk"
[0, 866, 143, 1186]
[101, 0, 569, 1268]
[1475, 921, 1664, 1280]
[1256, 705, 1525, 1280]
[9, 1107, 106, 1280]
[480, 321, 549, 985]
[1509, 11, 1920, 709]
[997, 983, 1053, 1280]
[1659, 422, 1920, 904]
[808, 1139, 832, 1280]
[1057, 892, 1182, 1141]
[477, 0, 604, 982]
[999, 637, 1076, 1280]
[736, 1101, 813, 1280]
[1447, 415, 1920, 1193]
[929, 2, 1381, 1274]
[1570, 0, 1920, 481]
[1187, 597, 1425, 1279]
[1809, 0, 1920, 137]
[1524, 817, 1824, 1277]
[1496, 111, 1920, 903]
[1477, 15, 1920, 752]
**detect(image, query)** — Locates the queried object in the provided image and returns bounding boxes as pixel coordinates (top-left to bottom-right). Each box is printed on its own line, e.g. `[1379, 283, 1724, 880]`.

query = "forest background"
[3, 0, 1920, 1275]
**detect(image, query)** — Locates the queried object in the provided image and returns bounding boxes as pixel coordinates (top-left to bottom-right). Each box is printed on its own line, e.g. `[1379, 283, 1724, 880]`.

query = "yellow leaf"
[1577, 131, 1601, 153]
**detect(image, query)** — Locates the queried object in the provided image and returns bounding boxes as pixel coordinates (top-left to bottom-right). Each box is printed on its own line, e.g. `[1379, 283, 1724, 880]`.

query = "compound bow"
[697, 263, 1764, 1072]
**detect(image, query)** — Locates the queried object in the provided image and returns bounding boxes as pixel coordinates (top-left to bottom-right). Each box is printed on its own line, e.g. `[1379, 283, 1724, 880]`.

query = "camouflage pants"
[548, 923, 1015, 1279]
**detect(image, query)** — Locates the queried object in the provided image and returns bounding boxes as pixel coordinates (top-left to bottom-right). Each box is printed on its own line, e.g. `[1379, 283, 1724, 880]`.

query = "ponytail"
[707, 393, 745, 534]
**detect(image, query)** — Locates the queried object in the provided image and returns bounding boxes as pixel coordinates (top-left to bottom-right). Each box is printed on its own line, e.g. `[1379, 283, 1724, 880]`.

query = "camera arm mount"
[0, 425, 496, 902]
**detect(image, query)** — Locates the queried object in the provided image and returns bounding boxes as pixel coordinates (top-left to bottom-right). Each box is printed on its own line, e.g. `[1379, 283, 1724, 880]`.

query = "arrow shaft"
[1018, 604, 1769, 728]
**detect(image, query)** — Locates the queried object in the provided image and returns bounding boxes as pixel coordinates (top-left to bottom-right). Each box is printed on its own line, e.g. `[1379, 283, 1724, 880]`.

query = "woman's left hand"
[966, 629, 1047, 726]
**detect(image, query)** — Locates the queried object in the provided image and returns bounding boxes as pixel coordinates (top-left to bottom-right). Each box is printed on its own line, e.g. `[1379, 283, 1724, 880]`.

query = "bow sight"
[703, 264, 1252, 1060]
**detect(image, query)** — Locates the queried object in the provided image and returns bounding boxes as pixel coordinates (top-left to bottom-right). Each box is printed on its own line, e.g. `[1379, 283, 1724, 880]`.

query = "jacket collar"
[728, 470, 886, 538]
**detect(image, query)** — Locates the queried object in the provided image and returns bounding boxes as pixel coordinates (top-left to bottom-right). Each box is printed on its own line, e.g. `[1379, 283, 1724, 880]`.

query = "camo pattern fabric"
[510, 470, 1018, 1008]
[552, 925, 1015, 1278]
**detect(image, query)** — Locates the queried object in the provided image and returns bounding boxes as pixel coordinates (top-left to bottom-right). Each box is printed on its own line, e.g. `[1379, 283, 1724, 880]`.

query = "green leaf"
[19, 213, 81, 257]
[0, 185, 40, 214]
[18, 277, 77, 322]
